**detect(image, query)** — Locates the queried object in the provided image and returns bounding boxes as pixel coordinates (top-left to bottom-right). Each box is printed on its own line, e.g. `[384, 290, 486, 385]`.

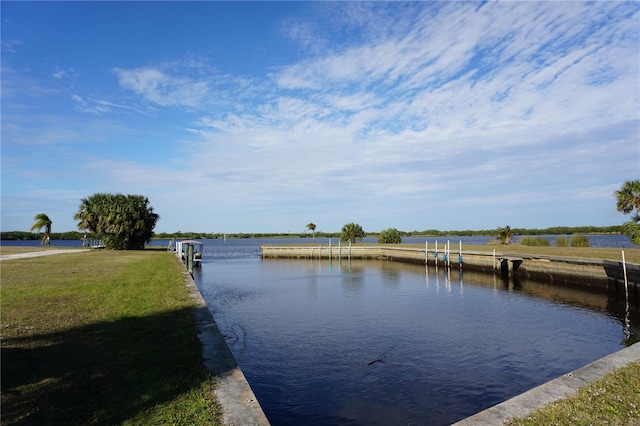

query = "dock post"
[434, 240, 438, 267]
[493, 249, 496, 271]
[187, 244, 194, 274]
[338, 240, 341, 262]
[623, 250, 629, 296]
[329, 239, 332, 263]
[425, 241, 428, 266]
[623, 250, 631, 339]
[447, 240, 451, 268]
[348, 241, 351, 262]
[459, 240, 462, 270]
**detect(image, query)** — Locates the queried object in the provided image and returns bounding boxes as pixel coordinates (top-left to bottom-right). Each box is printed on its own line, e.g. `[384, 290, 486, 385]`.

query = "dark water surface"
[189, 237, 638, 426]
[3, 235, 637, 425]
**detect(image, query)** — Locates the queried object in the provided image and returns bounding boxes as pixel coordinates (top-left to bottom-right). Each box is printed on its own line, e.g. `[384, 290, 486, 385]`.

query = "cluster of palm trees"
[74, 193, 159, 249]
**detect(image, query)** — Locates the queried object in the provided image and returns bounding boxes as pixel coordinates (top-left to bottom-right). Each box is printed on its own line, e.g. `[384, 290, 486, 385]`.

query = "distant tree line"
[407, 225, 623, 237]
[2, 225, 624, 242]
[1, 231, 101, 241]
[154, 225, 623, 240]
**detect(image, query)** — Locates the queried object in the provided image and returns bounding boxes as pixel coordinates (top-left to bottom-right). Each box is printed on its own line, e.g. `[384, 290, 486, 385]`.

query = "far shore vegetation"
[0, 225, 626, 242]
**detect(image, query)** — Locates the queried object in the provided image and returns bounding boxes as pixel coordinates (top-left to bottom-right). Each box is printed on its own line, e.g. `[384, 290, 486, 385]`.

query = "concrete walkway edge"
[0, 248, 90, 261]
[454, 341, 640, 425]
[183, 270, 271, 426]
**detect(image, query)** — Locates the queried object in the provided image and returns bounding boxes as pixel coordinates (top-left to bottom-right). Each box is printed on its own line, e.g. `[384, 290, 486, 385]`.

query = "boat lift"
[175, 240, 203, 269]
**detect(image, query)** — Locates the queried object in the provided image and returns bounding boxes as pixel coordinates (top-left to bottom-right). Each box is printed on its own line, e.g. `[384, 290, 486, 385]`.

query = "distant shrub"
[378, 228, 402, 244]
[555, 237, 569, 247]
[571, 235, 590, 247]
[519, 236, 551, 246]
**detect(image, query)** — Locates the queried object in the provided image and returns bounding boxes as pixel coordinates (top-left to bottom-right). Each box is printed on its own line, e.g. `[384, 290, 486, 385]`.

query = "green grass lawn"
[507, 361, 640, 425]
[1, 250, 221, 425]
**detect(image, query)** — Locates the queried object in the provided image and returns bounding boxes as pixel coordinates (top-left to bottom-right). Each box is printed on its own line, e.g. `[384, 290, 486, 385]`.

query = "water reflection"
[198, 255, 639, 425]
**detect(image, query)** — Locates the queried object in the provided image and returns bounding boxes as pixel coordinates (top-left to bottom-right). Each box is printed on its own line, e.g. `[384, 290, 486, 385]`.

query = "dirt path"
[0, 249, 90, 261]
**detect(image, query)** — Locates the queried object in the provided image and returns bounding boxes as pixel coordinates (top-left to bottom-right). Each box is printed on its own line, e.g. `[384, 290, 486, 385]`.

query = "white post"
[459, 240, 462, 269]
[622, 250, 629, 295]
[425, 240, 428, 265]
[435, 240, 438, 266]
[493, 249, 496, 271]
[623, 250, 631, 340]
[447, 240, 450, 267]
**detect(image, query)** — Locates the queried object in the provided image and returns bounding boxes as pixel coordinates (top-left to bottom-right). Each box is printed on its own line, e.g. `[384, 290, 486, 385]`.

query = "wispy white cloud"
[1, 67, 61, 99]
[114, 66, 211, 109]
[1, 39, 25, 53]
[51, 67, 77, 80]
[2, 113, 130, 147]
[71, 93, 153, 116]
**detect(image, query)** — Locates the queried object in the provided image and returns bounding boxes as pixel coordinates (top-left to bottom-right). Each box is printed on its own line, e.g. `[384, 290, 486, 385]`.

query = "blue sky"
[2, 1, 639, 234]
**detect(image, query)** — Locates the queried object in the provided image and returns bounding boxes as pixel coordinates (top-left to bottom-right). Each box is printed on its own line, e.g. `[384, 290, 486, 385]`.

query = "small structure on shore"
[175, 240, 203, 267]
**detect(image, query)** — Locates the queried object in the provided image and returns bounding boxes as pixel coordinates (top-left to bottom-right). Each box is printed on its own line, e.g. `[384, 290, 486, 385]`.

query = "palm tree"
[31, 213, 52, 246]
[306, 222, 316, 239]
[74, 193, 159, 249]
[615, 180, 640, 221]
[615, 180, 640, 245]
[340, 222, 365, 244]
[496, 225, 512, 245]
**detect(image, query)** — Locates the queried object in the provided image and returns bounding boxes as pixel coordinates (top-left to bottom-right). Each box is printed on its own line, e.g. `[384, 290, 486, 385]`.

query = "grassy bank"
[1, 250, 221, 425]
[507, 360, 640, 425]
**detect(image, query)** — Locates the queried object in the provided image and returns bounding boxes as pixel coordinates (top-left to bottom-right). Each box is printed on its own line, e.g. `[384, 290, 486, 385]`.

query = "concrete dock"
[261, 244, 640, 297]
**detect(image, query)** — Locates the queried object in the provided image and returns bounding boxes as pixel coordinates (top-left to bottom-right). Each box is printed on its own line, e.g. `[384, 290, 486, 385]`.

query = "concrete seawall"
[453, 341, 640, 425]
[183, 269, 270, 425]
[261, 244, 640, 298]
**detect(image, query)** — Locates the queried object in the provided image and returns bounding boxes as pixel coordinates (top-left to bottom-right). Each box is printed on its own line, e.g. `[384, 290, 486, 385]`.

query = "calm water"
[189, 237, 638, 425]
[3, 235, 637, 424]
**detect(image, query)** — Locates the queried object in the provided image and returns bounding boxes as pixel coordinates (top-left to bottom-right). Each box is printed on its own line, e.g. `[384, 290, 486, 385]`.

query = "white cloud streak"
[114, 67, 211, 109]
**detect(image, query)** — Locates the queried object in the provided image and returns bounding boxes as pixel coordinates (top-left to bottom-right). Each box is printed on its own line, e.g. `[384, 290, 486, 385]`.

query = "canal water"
[3, 235, 637, 424]
[189, 236, 638, 425]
